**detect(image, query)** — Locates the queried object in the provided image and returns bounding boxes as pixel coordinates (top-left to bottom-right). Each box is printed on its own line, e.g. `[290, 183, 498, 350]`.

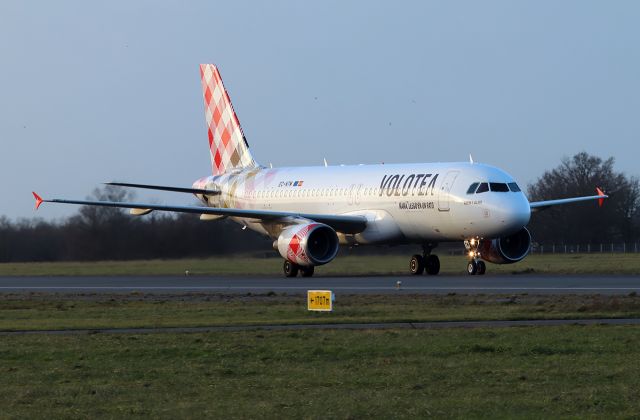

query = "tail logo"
[200, 64, 256, 175]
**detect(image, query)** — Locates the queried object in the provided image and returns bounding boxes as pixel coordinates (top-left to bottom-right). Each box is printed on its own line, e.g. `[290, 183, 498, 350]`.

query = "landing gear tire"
[409, 255, 425, 275]
[283, 260, 299, 277]
[300, 266, 315, 277]
[467, 260, 478, 275]
[425, 255, 440, 275]
[477, 260, 486, 275]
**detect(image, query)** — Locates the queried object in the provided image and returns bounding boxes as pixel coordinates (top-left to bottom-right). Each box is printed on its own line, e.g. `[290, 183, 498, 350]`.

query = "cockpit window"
[466, 183, 479, 194]
[476, 182, 489, 193]
[508, 182, 521, 192]
[490, 183, 509, 192]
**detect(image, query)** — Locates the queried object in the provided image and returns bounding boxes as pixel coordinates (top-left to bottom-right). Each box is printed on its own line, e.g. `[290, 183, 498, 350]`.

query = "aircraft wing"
[32, 193, 367, 234]
[529, 188, 608, 212]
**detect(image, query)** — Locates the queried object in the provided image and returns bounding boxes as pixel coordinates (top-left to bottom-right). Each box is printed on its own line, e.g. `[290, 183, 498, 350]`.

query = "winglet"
[32, 192, 44, 210]
[596, 187, 605, 208]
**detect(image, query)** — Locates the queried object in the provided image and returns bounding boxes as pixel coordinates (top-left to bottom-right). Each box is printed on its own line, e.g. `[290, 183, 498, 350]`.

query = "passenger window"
[508, 182, 521, 192]
[490, 183, 509, 192]
[476, 182, 489, 193]
[466, 183, 479, 194]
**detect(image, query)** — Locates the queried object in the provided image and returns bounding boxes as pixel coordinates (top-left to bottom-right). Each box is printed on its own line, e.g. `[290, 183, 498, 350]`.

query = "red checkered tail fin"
[200, 64, 257, 176]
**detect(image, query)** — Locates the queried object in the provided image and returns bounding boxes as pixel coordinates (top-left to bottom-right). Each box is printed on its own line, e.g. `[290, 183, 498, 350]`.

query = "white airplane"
[33, 64, 608, 277]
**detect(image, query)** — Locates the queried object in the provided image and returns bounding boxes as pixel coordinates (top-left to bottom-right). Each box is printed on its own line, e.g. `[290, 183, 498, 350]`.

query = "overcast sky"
[1, 1, 639, 221]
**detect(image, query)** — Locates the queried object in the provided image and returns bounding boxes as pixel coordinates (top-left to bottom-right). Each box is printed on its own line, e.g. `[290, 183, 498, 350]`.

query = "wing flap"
[130, 208, 153, 216]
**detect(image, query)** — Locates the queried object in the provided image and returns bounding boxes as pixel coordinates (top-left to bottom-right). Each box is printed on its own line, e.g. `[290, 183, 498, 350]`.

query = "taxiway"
[0, 274, 638, 294]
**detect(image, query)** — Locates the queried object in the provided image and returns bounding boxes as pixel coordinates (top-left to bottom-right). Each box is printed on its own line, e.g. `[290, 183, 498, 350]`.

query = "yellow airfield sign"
[307, 290, 333, 312]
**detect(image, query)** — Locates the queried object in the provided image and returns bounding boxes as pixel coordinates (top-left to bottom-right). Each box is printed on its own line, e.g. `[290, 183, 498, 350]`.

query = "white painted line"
[0, 286, 638, 291]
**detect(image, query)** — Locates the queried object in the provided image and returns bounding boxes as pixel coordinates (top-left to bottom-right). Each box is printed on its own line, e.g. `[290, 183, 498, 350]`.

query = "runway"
[0, 274, 638, 294]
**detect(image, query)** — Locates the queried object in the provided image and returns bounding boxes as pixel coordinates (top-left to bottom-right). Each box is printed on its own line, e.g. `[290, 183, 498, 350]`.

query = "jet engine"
[277, 223, 339, 266]
[479, 227, 531, 264]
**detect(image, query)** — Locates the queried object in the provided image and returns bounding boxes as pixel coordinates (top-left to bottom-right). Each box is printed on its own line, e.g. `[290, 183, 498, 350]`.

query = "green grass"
[1, 325, 639, 418]
[1, 293, 639, 417]
[1, 253, 640, 276]
[1, 293, 639, 332]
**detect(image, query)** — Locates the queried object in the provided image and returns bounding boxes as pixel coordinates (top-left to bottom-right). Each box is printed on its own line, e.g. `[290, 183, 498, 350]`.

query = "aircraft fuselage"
[193, 161, 531, 245]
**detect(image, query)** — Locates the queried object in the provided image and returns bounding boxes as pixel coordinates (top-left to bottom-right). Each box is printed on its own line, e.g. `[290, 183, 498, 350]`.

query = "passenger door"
[438, 171, 459, 211]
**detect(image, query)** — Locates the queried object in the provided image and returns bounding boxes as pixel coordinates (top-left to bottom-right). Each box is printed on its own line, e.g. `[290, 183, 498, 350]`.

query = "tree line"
[0, 187, 270, 262]
[1, 152, 639, 262]
[527, 152, 640, 245]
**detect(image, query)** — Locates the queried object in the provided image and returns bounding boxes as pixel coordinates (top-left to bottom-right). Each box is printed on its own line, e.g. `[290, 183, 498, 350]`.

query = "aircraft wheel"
[477, 260, 486, 275]
[425, 255, 440, 275]
[409, 254, 425, 275]
[300, 266, 315, 277]
[283, 260, 299, 277]
[467, 260, 478, 275]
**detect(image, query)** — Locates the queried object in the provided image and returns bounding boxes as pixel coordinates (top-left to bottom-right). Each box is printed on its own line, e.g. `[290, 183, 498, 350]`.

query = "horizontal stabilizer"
[105, 182, 220, 195]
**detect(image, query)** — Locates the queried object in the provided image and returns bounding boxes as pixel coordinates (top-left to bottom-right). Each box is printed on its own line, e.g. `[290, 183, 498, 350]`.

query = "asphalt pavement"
[0, 274, 638, 294]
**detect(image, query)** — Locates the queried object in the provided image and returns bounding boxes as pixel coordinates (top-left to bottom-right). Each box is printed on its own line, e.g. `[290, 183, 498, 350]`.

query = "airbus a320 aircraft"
[33, 64, 608, 277]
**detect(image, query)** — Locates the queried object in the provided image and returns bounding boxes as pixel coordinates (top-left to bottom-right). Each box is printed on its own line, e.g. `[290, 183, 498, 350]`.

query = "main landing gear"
[283, 260, 315, 278]
[464, 238, 486, 275]
[409, 243, 440, 275]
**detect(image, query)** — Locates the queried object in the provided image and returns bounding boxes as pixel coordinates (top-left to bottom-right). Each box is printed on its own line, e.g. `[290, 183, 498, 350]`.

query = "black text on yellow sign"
[307, 290, 333, 312]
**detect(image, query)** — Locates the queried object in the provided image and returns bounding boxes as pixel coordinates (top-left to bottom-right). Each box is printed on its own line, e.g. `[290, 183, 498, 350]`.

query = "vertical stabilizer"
[200, 64, 257, 175]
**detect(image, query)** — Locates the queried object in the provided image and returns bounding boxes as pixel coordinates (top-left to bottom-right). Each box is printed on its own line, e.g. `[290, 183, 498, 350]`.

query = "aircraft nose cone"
[493, 195, 531, 235]
[508, 196, 531, 231]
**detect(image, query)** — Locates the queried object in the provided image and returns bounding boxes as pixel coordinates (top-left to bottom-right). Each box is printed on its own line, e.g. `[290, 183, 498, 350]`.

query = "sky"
[1, 1, 639, 221]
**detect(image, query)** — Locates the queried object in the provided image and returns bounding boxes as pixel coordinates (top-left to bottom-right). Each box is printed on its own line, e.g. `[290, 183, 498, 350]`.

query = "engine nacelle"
[479, 227, 531, 264]
[277, 223, 339, 267]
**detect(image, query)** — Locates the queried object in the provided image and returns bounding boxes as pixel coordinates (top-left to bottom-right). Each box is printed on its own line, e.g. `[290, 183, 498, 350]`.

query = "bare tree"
[76, 185, 134, 227]
[528, 152, 640, 244]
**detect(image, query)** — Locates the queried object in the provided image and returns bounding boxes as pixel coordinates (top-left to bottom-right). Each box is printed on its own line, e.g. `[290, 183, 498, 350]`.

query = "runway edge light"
[307, 290, 333, 312]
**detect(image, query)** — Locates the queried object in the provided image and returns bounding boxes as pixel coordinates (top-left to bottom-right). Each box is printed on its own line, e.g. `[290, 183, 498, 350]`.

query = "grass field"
[1, 293, 639, 417]
[0, 292, 638, 332]
[1, 253, 640, 276]
[2, 325, 639, 418]
[2, 252, 639, 417]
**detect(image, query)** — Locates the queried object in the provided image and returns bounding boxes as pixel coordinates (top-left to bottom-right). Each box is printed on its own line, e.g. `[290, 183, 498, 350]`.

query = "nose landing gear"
[466, 259, 486, 275]
[464, 238, 486, 275]
[409, 243, 440, 275]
